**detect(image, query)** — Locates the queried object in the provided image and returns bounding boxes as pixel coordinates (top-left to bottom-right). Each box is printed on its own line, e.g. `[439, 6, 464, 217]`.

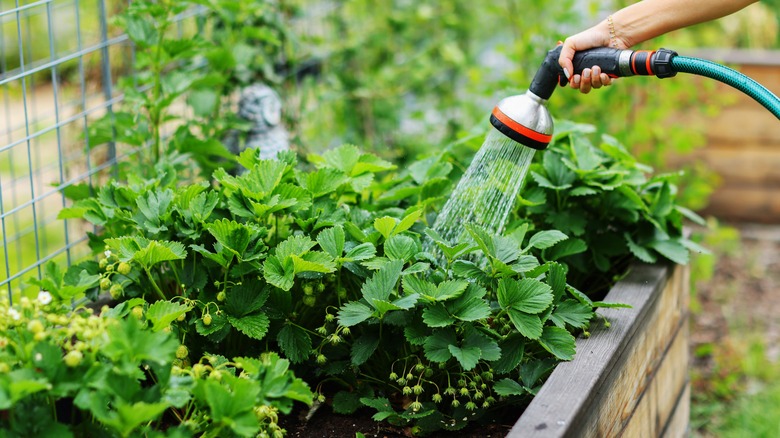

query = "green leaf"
[146, 300, 192, 332]
[492, 334, 525, 374]
[292, 252, 336, 274]
[385, 235, 417, 261]
[300, 168, 350, 197]
[374, 217, 397, 240]
[277, 324, 312, 364]
[497, 278, 553, 314]
[649, 239, 689, 265]
[545, 238, 587, 261]
[361, 259, 403, 305]
[351, 333, 380, 366]
[422, 303, 455, 327]
[550, 300, 593, 329]
[626, 234, 658, 263]
[134, 189, 173, 234]
[338, 302, 375, 327]
[538, 326, 576, 361]
[528, 230, 568, 250]
[344, 242, 376, 261]
[463, 327, 501, 361]
[395, 209, 422, 235]
[275, 235, 317, 262]
[493, 378, 527, 396]
[333, 391, 363, 415]
[546, 262, 567, 301]
[447, 284, 491, 322]
[317, 226, 345, 258]
[225, 282, 269, 317]
[106, 237, 187, 270]
[508, 310, 543, 340]
[205, 219, 265, 262]
[431, 280, 469, 302]
[448, 345, 481, 370]
[263, 256, 294, 291]
[359, 397, 396, 422]
[228, 313, 270, 340]
[423, 329, 456, 362]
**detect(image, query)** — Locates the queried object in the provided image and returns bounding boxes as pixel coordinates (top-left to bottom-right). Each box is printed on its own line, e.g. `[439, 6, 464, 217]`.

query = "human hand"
[559, 21, 629, 94]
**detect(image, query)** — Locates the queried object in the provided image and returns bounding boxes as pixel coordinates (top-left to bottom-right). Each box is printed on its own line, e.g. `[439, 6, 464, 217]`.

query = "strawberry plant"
[49, 133, 689, 433]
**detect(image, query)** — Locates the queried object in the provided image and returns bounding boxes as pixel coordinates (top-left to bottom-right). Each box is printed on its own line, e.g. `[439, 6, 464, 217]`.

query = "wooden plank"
[703, 106, 780, 143]
[702, 186, 780, 223]
[669, 146, 780, 187]
[661, 383, 691, 438]
[620, 322, 689, 437]
[508, 263, 688, 438]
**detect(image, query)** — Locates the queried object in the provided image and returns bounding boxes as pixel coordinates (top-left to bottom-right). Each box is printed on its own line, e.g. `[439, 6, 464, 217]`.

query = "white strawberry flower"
[37, 290, 53, 305]
[8, 308, 20, 321]
[104, 249, 112, 258]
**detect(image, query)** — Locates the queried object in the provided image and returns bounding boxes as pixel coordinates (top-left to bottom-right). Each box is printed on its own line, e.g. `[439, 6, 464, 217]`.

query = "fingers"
[569, 66, 614, 94]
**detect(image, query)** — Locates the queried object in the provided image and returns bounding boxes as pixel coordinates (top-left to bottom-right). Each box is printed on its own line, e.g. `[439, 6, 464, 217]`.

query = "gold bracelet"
[607, 15, 619, 48]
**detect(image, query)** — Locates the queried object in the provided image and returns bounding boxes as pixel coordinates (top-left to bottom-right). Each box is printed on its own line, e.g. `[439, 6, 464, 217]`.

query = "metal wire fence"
[0, 0, 200, 300]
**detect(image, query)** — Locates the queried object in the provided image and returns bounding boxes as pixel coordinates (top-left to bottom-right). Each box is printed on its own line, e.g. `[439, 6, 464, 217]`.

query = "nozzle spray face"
[489, 92, 553, 150]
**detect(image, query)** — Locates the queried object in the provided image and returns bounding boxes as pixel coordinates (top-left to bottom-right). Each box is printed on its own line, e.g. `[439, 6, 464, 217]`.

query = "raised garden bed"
[510, 262, 689, 437]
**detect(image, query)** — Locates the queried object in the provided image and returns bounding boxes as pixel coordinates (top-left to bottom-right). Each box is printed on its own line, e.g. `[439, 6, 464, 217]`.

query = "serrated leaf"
[146, 300, 192, 332]
[228, 313, 270, 340]
[550, 300, 593, 329]
[493, 379, 526, 396]
[463, 328, 501, 362]
[263, 256, 294, 291]
[626, 233, 657, 263]
[277, 324, 312, 364]
[546, 262, 567, 301]
[351, 332, 380, 366]
[359, 397, 395, 421]
[528, 230, 568, 250]
[492, 334, 525, 374]
[545, 238, 587, 261]
[538, 326, 576, 360]
[106, 237, 186, 270]
[275, 235, 317, 261]
[338, 302, 375, 327]
[223, 283, 266, 319]
[423, 329, 456, 362]
[205, 219, 263, 262]
[592, 301, 633, 309]
[395, 209, 422, 235]
[385, 234, 418, 262]
[317, 226, 345, 258]
[497, 278, 553, 314]
[374, 217, 397, 240]
[431, 280, 469, 301]
[361, 259, 403, 305]
[301, 168, 350, 197]
[508, 310, 543, 340]
[333, 391, 363, 415]
[344, 242, 376, 261]
[448, 345, 481, 370]
[648, 239, 689, 265]
[292, 252, 336, 274]
[422, 304, 455, 327]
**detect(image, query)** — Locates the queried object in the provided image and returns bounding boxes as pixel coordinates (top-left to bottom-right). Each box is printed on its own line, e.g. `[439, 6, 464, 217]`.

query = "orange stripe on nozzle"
[491, 107, 552, 144]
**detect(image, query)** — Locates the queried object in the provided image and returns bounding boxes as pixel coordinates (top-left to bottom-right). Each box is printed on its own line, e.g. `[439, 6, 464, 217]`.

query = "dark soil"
[281, 407, 513, 438]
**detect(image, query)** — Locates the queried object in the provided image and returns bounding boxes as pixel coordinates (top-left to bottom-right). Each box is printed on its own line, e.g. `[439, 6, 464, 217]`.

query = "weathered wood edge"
[507, 262, 673, 437]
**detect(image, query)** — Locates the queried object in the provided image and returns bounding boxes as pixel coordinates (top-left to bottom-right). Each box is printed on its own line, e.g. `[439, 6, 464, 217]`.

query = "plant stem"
[145, 267, 167, 301]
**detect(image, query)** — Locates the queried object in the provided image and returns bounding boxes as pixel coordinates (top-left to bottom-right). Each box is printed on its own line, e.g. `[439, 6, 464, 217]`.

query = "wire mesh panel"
[0, 0, 200, 300]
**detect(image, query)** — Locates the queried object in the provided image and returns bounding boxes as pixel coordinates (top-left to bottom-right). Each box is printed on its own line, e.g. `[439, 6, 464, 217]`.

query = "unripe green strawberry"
[64, 350, 83, 367]
[303, 284, 314, 296]
[27, 319, 44, 334]
[216, 291, 226, 302]
[176, 345, 189, 359]
[316, 283, 325, 293]
[177, 313, 186, 322]
[117, 262, 131, 275]
[303, 295, 316, 307]
[109, 284, 123, 299]
[202, 314, 213, 326]
[131, 306, 144, 319]
[100, 278, 111, 290]
[99, 258, 108, 269]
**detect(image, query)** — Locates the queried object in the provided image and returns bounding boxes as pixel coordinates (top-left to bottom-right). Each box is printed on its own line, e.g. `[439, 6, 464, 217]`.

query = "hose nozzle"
[491, 46, 678, 150]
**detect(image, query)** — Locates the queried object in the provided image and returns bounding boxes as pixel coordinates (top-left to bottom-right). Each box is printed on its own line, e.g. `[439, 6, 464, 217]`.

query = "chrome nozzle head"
[489, 92, 553, 150]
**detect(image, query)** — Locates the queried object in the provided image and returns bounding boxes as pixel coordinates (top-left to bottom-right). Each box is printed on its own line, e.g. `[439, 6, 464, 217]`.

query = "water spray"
[432, 45, 780, 252]
[491, 45, 780, 151]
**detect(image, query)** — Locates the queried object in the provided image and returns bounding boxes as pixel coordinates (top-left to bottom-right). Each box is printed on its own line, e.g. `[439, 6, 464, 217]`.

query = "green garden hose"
[671, 56, 780, 120]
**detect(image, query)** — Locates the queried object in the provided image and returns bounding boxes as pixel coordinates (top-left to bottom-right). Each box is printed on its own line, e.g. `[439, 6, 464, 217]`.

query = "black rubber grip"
[571, 47, 623, 77]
